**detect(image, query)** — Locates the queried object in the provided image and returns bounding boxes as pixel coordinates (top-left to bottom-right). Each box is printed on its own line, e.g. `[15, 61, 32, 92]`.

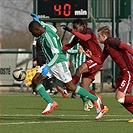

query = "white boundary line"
[0, 119, 130, 125]
[0, 114, 131, 125]
[0, 114, 132, 117]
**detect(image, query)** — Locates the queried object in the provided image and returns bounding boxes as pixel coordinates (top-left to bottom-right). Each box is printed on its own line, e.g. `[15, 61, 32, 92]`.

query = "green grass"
[0, 93, 133, 133]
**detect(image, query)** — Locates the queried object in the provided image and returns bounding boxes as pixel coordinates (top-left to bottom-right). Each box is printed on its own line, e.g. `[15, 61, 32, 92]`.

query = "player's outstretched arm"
[62, 42, 75, 51]
[71, 30, 91, 41]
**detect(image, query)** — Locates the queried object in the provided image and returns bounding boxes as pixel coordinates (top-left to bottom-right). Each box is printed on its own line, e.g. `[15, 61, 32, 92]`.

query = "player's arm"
[85, 49, 107, 64]
[62, 42, 75, 51]
[119, 42, 133, 55]
[47, 53, 60, 68]
[71, 30, 91, 41]
[61, 25, 91, 41]
[62, 37, 78, 51]
[85, 50, 102, 64]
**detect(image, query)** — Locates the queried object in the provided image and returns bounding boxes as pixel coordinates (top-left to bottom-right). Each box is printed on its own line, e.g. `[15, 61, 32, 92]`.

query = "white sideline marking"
[0, 114, 132, 117]
[0, 119, 130, 125]
[0, 114, 131, 125]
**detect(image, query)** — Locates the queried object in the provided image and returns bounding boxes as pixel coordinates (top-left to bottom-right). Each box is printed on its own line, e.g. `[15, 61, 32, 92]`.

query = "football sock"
[81, 96, 87, 102]
[72, 74, 80, 84]
[124, 95, 133, 103]
[121, 103, 133, 114]
[75, 85, 98, 101]
[36, 84, 54, 103]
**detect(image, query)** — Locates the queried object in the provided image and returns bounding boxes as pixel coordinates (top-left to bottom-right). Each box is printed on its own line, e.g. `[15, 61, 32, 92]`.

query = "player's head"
[72, 19, 86, 33]
[97, 26, 110, 43]
[83, 19, 88, 27]
[28, 21, 44, 37]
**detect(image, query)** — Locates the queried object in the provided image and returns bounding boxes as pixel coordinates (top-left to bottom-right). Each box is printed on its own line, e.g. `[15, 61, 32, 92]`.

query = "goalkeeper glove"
[61, 25, 72, 32]
[31, 13, 40, 23]
[41, 65, 49, 77]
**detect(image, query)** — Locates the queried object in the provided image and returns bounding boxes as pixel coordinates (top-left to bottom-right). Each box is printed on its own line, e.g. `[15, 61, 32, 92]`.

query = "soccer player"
[61, 19, 108, 119]
[66, 36, 93, 110]
[28, 14, 105, 120]
[97, 26, 133, 122]
[66, 38, 85, 98]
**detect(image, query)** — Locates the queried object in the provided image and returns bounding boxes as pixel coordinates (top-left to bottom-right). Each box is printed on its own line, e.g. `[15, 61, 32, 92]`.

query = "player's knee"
[117, 97, 125, 104]
[76, 68, 82, 75]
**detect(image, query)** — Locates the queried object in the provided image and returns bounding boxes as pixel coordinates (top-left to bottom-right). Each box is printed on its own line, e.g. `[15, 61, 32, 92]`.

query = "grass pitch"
[0, 92, 133, 133]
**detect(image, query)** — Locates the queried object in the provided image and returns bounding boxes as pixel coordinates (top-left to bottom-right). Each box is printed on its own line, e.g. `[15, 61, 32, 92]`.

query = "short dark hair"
[28, 21, 41, 32]
[73, 19, 84, 26]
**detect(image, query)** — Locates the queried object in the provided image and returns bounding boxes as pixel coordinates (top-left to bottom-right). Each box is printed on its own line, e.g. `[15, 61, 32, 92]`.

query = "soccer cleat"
[83, 100, 93, 111]
[42, 101, 58, 115]
[56, 86, 68, 98]
[95, 106, 109, 120]
[128, 119, 133, 123]
[94, 97, 102, 114]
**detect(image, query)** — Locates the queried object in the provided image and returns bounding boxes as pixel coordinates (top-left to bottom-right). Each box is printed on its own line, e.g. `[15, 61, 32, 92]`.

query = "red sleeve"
[62, 42, 75, 51]
[119, 42, 133, 55]
[71, 30, 91, 41]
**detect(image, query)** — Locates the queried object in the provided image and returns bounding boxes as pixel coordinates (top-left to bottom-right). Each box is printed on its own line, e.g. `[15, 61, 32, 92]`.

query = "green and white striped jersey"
[39, 21, 67, 68]
[66, 35, 86, 69]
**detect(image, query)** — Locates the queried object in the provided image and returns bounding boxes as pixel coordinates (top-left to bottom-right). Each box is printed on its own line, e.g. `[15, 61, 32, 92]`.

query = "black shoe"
[71, 93, 77, 98]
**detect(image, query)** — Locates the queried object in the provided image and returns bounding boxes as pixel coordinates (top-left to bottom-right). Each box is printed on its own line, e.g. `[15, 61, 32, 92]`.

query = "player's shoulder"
[108, 37, 120, 43]
[107, 37, 121, 49]
[84, 27, 93, 34]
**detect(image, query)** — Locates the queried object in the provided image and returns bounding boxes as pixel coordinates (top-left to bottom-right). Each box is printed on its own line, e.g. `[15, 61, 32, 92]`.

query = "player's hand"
[31, 13, 40, 23]
[33, 60, 37, 67]
[42, 65, 49, 77]
[61, 25, 72, 32]
[78, 46, 84, 53]
[84, 50, 92, 58]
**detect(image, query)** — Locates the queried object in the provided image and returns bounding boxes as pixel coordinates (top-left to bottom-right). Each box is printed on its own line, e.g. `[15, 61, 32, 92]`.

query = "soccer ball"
[12, 68, 26, 81]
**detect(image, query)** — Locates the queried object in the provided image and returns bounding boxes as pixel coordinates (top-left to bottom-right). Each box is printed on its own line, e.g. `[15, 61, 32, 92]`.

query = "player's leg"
[32, 71, 58, 115]
[45, 77, 56, 95]
[72, 63, 88, 84]
[51, 61, 108, 119]
[56, 63, 86, 97]
[51, 61, 96, 104]
[121, 102, 133, 123]
[74, 63, 107, 116]
[55, 79, 68, 98]
[115, 71, 133, 122]
[71, 63, 90, 99]
[65, 81, 108, 119]
[115, 71, 133, 105]
[80, 77, 94, 111]
[32, 84, 38, 95]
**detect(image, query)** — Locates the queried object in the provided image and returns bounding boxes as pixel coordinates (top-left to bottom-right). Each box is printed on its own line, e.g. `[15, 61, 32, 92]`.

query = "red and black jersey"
[102, 36, 133, 71]
[72, 28, 102, 58]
